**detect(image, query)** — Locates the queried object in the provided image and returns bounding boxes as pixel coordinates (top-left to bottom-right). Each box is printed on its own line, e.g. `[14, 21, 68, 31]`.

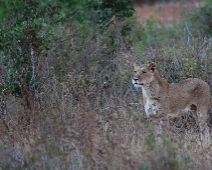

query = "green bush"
[0, 1, 60, 98]
[182, 0, 212, 37]
[89, 0, 134, 24]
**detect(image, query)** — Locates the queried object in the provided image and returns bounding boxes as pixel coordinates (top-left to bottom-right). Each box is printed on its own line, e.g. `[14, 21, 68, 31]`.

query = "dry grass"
[0, 20, 212, 170]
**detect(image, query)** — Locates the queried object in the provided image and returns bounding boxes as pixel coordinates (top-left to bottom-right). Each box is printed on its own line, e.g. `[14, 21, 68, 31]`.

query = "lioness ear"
[133, 63, 139, 69]
[147, 62, 157, 72]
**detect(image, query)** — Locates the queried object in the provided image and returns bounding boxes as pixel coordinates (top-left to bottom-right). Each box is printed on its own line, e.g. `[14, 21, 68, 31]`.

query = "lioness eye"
[142, 71, 146, 74]
[134, 71, 137, 73]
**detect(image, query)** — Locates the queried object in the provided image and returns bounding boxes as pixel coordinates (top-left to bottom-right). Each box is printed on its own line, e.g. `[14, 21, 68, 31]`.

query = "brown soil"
[134, 1, 202, 25]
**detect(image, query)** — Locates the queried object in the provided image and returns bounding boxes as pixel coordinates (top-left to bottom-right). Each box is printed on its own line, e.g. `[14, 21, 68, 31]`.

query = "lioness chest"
[141, 84, 162, 118]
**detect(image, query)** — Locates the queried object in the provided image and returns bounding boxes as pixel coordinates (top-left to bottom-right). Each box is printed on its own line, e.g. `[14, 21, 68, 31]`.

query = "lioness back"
[168, 78, 210, 115]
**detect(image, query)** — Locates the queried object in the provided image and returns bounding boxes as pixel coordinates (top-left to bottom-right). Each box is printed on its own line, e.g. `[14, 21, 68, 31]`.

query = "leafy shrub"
[89, 0, 134, 24]
[182, 0, 212, 37]
[0, 0, 63, 110]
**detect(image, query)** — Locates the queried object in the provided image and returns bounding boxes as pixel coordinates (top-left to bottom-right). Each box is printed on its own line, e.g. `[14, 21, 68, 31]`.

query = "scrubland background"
[0, 0, 212, 169]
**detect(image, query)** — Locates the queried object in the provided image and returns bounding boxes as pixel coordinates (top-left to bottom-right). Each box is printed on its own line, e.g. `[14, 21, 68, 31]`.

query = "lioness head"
[132, 62, 157, 87]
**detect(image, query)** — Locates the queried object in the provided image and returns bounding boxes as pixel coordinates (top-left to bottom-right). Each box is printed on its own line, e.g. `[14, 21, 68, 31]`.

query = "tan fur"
[132, 62, 211, 144]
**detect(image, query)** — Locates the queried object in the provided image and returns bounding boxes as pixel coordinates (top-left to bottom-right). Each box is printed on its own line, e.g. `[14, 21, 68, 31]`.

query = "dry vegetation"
[0, 2, 212, 170]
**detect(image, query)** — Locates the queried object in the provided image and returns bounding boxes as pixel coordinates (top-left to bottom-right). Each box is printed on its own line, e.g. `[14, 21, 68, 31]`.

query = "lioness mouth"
[135, 82, 143, 86]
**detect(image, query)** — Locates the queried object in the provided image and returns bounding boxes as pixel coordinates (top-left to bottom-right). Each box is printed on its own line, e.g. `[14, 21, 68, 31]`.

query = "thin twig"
[197, 38, 211, 54]
[185, 22, 194, 43]
[91, 15, 117, 40]
[30, 44, 36, 84]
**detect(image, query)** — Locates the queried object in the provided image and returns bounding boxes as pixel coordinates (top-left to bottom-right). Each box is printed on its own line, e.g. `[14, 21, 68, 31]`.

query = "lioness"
[132, 62, 211, 143]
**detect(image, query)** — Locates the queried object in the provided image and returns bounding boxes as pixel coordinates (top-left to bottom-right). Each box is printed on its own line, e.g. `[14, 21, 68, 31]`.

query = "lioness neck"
[154, 70, 169, 88]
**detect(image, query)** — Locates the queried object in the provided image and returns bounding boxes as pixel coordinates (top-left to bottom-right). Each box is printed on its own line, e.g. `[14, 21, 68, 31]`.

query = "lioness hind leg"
[197, 108, 211, 146]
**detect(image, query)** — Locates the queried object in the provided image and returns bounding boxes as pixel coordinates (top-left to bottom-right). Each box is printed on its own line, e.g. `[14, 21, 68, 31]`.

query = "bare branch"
[185, 22, 194, 43]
